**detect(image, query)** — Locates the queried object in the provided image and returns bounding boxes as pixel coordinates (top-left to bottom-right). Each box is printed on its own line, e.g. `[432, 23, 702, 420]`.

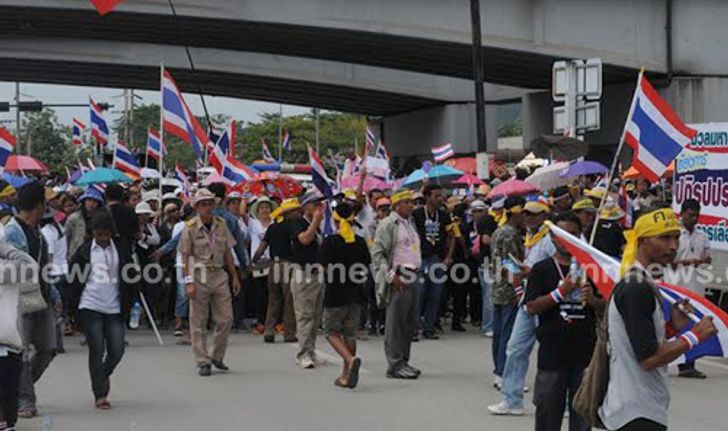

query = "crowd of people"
[0, 166, 721, 431]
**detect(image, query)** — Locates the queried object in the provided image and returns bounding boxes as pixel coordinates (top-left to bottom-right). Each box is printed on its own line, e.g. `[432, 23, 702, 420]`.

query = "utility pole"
[277, 104, 283, 162]
[130, 89, 135, 147]
[314, 108, 320, 154]
[15, 82, 22, 154]
[470, 0, 487, 153]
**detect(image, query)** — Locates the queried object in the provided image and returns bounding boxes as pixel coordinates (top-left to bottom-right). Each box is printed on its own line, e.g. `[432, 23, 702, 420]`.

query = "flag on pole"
[161, 69, 209, 158]
[624, 75, 697, 182]
[365, 126, 377, 154]
[618, 184, 634, 228]
[0, 128, 16, 175]
[89, 0, 125, 15]
[213, 120, 235, 156]
[375, 140, 390, 163]
[546, 220, 728, 362]
[72, 118, 85, 146]
[113, 141, 141, 180]
[89, 98, 109, 146]
[432, 143, 454, 163]
[175, 164, 191, 197]
[281, 129, 291, 152]
[146, 127, 165, 161]
[262, 139, 276, 163]
[209, 127, 256, 185]
[308, 146, 334, 198]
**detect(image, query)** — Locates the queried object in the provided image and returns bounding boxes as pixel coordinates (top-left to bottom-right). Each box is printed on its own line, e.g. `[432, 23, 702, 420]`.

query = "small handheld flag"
[89, 98, 109, 146]
[365, 126, 377, 154]
[624, 74, 697, 182]
[72, 118, 86, 146]
[375, 140, 390, 162]
[0, 128, 17, 175]
[113, 141, 141, 180]
[146, 127, 165, 161]
[432, 143, 455, 163]
[161, 68, 210, 158]
[209, 127, 256, 185]
[308, 146, 334, 198]
[281, 129, 291, 152]
[175, 164, 191, 197]
[213, 120, 235, 156]
[262, 139, 276, 163]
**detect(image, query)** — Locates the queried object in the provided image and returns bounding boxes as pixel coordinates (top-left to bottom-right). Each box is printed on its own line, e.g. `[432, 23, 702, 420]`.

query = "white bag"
[0, 282, 22, 350]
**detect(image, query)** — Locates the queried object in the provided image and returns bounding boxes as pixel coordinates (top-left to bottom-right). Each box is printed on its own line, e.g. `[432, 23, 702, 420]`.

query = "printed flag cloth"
[546, 220, 728, 362]
[619, 184, 634, 228]
[0, 128, 17, 175]
[262, 139, 276, 163]
[365, 126, 377, 154]
[375, 140, 390, 163]
[209, 127, 256, 186]
[432, 143, 455, 163]
[162, 69, 209, 157]
[214, 120, 235, 156]
[281, 129, 291, 152]
[113, 141, 141, 180]
[72, 118, 85, 146]
[308, 146, 334, 198]
[624, 75, 697, 182]
[146, 127, 165, 161]
[175, 164, 191, 197]
[89, 0, 125, 15]
[89, 98, 109, 146]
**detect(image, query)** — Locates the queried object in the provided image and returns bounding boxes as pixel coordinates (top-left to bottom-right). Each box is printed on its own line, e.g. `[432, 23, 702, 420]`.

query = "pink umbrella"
[339, 175, 389, 192]
[4, 155, 49, 173]
[486, 178, 539, 199]
[452, 173, 483, 186]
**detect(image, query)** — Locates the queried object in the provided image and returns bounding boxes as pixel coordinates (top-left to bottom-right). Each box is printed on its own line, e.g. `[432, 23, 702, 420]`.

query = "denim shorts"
[322, 304, 361, 339]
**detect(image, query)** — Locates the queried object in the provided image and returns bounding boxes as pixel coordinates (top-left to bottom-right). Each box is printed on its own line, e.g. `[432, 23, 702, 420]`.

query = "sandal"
[95, 399, 111, 410]
[347, 357, 362, 389]
[334, 378, 348, 388]
[17, 407, 36, 418]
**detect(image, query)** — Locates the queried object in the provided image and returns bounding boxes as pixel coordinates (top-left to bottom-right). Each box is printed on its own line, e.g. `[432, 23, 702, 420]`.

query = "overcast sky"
[0, 81, 309, 132]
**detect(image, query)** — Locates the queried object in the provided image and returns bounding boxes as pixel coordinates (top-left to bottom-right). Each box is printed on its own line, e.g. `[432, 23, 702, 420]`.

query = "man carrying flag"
[599, 208, 717, 431]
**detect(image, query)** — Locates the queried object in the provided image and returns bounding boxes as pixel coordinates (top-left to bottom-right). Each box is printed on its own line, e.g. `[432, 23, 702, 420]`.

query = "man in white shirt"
[664, 198, 712, 379]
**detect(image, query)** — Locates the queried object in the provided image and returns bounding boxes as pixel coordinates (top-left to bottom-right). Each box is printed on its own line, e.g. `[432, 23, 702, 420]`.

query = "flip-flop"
[334, 378, 348, 388]
[347, 357, 362, 389]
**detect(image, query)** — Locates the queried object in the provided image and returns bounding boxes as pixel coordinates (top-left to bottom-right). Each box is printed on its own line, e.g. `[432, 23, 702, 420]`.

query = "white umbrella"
[525, 161, 572, 191]
[141, 167, 160, 179]
[515, 152, 548, 170]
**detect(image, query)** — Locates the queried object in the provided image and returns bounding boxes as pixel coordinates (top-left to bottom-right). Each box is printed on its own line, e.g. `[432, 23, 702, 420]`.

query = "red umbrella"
[487, 178, 539, 199]
[241, 172, 303, 200]
[5, 155, 49, 173]
[452, 173, 483, 186]
[444, 157, 476, 174]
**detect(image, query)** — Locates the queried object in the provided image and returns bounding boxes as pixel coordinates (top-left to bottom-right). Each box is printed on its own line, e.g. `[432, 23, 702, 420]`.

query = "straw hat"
[599, 204, 625, 221]
[572, 198, 597, 212]
[192, 188, 216, 207]
[270, 198, 301, 220]
[250, 196, 278, 217]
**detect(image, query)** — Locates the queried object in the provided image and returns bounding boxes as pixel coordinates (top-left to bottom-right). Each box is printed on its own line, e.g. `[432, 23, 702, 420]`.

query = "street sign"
[554, 102, 600, 134]
[552, 58, 602, 135]
[552, 61, 569, 102]
[577, 58, 602, 100]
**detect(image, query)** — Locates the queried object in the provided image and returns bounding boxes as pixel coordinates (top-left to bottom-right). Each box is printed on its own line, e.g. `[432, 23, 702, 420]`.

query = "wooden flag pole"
[589, 68, 644, 245]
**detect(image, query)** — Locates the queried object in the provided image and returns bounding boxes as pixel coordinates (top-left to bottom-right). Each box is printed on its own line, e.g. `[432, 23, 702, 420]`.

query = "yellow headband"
[621, 208, 681, 275]
[508, 205, 523, 214]
[0, 184, 16, 199]
[391, 190, 414, 205]
[333, 210, 356, 243]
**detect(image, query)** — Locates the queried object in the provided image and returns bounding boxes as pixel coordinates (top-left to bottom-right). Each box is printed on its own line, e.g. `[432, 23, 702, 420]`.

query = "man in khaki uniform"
[180, 189, 241, 376]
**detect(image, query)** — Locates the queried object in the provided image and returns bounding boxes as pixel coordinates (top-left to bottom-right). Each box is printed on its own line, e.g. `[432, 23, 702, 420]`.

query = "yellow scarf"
[496, 206, 523, 227]
[621, 208, 681, 275]
[447, 218, 462, 239]
[525, 224, 550, 249]
[333, 211, 356, 243]
[489, 209, 505, 227]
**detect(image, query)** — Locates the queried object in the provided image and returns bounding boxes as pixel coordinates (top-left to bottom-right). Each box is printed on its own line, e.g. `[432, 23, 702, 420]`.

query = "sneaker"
[487, 401, 524, 416]
[493, 376, 502, 390]
[212, 360, 229, 371]
[678, 368, 707, 379]
[297, 356, 315, 369]
[484, 330, 494, 338]
[198, 364, 212, 377]
[312, 354, 328, 367]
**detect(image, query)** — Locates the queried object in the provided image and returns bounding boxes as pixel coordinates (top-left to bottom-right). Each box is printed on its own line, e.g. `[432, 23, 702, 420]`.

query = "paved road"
[16, 328, 728, 431]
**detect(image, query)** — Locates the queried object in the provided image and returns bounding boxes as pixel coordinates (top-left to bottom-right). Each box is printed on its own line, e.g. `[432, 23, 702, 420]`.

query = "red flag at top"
[89, 0, 125, 15]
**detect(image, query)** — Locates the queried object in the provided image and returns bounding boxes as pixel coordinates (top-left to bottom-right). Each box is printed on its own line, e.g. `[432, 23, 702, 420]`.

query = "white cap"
[469, 199, 487, 211]
[135, 201, 154, 215]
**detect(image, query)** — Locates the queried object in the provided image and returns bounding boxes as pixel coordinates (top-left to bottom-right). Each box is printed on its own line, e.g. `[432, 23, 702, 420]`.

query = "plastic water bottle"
[129, 302, 142, 329]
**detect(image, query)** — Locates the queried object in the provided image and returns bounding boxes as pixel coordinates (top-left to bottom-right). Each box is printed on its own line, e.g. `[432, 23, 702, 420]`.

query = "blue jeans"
[491, 304, 518, 377]
[479, 268, 493, 333]
[417, 256, 445, 336]
[175, 266, 189, 318]
[502, 306, 537, 409]
[80, 309, 125, 400]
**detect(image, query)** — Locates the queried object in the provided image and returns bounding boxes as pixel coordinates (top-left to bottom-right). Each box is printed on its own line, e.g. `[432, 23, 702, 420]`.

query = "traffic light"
[0, 102, 8, 112]
[18, 101, 43, 112]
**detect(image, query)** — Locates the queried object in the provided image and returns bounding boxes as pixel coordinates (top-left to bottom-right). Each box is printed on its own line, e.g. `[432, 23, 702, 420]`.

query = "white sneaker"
[484, 331, 494, 338]
[493, 376, 503, 390]
[297, 356, 315, 369]
[523, 386, 530, 393]
[488, 401, 524, 416]
[312, 354, 327, 367]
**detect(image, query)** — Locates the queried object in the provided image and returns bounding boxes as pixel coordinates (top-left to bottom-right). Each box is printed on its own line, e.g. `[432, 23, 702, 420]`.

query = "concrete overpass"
[0, 0, 727, 157]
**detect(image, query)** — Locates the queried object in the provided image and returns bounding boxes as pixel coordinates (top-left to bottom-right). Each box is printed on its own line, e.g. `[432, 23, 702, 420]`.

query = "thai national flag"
[72, 118, 85, 146]
[432, 143, 455, 163]
[308, 146, 334, 199]
[89, 0, 125, 15]
[365, 126, 377, 154]
[146, 127, 165, 161]
[213, 120, 235, 156]
[281, 129, 291, 152]
[175, 163, 191, 197]
[209, 127, 256, 186]
[89, 98, 109, 146]
[619, 184, 634, 228]
[262, 139, 276, 163]
[0, 127, 16, 175]
[375, 140, 390, 162]
[113, 140, 141, 180]
[546, 220, 728, 362]
[162, 69, 209, 158]
[624, 74, 697, 183]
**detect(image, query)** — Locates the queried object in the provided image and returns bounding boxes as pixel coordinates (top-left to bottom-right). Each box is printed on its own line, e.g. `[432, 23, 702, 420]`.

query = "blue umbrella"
[77, 167, 132, 186]
[403, 164, 463, 186]
[559, 160, 608, 178]
[2, 173, 32, 188]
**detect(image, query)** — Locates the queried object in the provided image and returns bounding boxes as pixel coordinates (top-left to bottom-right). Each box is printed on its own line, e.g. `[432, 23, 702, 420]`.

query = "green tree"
[20, 109, 92, 174]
